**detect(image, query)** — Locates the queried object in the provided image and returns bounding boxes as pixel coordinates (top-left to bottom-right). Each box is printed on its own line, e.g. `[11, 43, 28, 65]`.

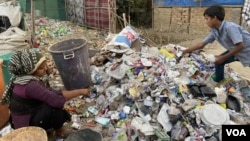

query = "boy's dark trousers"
[214, 50, 239, 82]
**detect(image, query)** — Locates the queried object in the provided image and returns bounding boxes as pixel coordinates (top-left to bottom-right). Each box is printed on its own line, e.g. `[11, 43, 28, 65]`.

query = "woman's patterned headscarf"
[1, 49, 46, 104]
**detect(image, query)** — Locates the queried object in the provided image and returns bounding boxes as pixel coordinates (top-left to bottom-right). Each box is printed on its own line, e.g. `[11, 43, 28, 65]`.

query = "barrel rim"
[48, 38, 88, 54]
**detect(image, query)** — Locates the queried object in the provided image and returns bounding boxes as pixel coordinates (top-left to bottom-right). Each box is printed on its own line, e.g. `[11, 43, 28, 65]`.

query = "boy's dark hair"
[203, 5, 225, 21]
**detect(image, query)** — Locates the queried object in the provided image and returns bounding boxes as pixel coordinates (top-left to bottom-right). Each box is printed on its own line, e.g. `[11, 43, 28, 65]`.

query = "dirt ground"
[177, 38, 250, 81]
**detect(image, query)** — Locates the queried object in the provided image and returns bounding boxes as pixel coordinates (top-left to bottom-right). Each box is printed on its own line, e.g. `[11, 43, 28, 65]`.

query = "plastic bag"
[105, 26, 139, 53]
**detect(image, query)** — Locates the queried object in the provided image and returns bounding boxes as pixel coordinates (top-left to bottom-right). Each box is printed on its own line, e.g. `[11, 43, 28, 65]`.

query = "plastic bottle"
[137, 71, 144, 81]
[112, 129, 128, 141]
[184, 122, 196, 136]
[179, 127, 189, 140]
[126, 69, 134, 80]
[108, 124, 116, 137]
[96, 94, 105, 110]
[88, 106, 99, 115]
[151, 99, 160, 113]
[159, 48, 175, 58]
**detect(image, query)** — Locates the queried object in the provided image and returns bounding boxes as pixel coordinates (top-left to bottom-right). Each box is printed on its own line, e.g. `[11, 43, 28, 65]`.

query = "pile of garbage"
[62, 26, 250, 140]
[1, 16, 250, 141]
[24, 14, 84, 47]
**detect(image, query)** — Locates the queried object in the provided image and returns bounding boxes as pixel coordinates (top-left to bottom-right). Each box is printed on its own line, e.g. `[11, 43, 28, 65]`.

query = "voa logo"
[226, 129, 246, 136]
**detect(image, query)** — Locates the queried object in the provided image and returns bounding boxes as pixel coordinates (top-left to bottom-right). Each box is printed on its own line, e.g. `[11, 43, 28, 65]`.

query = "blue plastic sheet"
[154, 0, 244, 7]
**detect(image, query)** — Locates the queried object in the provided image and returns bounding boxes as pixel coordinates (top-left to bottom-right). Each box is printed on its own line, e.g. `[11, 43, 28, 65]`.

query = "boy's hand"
[182, 49, 188, 55]
[214, 55, 226, 64]
[182, 49, 191, 55]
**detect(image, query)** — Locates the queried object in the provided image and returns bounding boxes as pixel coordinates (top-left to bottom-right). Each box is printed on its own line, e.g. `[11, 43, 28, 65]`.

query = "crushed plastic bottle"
[88, 106, 99, 115]
[126, 69, 135, 80]
[96, 94, 106, 110]
[95, 116, 110, 126]
[159, 48, 175, 58]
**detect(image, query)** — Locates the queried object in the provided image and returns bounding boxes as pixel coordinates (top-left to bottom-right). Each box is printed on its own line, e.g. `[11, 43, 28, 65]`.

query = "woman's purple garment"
[11, 80, 66, 129]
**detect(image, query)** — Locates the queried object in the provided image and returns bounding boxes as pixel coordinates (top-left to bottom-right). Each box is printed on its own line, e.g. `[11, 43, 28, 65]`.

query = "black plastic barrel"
[48, 38, 91, 90]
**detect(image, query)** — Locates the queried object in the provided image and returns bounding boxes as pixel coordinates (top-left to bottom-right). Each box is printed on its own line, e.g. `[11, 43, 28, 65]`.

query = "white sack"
[0, 1, 22, 27]
[0, 27, 30, 55]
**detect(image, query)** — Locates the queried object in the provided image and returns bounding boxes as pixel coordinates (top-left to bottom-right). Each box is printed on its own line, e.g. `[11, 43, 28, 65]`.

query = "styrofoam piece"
[200, 104, 230, 126]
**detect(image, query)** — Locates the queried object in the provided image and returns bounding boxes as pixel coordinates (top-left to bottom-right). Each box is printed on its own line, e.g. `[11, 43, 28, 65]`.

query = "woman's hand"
[81, 88, 90, 97]
[62, 88, 90, 101]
